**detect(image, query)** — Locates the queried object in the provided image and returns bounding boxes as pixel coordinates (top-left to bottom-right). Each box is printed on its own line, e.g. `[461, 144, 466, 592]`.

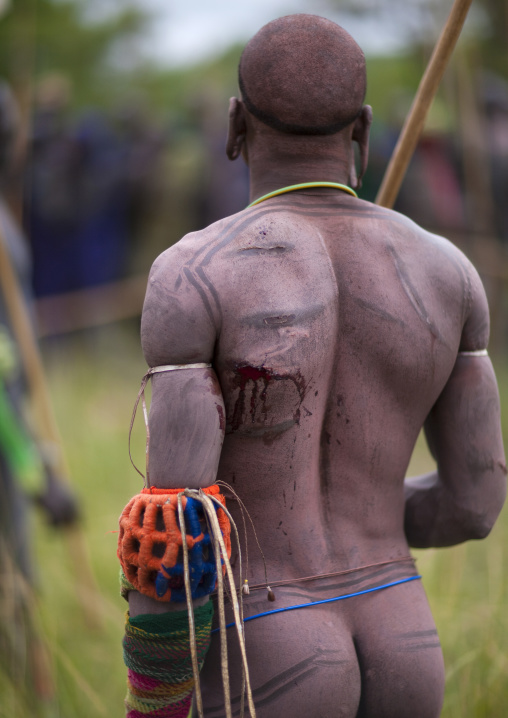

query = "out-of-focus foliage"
[0, 0, 506, 128]
[0, 0, 243, 128]
[0, 0, 148, 109]
[123, 44, 243, 127]
[332, 0, 507, 80]
[478, 0, 508, 76]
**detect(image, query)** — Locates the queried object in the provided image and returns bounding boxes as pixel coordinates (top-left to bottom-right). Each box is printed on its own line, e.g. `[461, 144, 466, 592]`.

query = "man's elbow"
[463, 511, 496, 540]
[457, 485, 506, 541]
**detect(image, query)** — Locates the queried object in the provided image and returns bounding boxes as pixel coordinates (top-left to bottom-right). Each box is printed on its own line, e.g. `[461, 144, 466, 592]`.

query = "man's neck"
[246, 134, 352, 204]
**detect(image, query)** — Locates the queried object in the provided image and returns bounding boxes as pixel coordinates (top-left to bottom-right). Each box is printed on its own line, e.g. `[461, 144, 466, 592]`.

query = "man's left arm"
[404, 261, 507, 548]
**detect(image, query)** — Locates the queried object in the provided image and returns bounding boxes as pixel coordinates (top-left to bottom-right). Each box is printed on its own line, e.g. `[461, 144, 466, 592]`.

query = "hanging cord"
[201, 491, 244, 715]
[200, 490, 256, 718]
[211, 494, 231, 718]
[128, 370, 151, 485]
[217, 481, 275, 601]
[128, 364, 212, 486]
[197, 490, 255, 716]
[177, 492, 204, 717]
[215, 487, 415, 602]
[244, 556, 416, 592]
[174, 488, 256, 718]
[206, 491, 248, 718]
[216, 482, 250, 592]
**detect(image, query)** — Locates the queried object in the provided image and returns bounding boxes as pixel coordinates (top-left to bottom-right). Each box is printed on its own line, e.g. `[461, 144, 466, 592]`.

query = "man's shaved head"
[239, 14, 366, 136]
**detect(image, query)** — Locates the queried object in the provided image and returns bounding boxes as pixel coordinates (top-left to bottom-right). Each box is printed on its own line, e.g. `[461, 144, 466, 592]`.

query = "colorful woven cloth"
[123, 603, 213, 717]
[118, 486, 231, 602]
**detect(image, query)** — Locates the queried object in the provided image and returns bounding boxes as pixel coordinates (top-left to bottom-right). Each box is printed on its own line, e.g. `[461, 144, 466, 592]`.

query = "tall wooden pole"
[376, 0, 474, 208]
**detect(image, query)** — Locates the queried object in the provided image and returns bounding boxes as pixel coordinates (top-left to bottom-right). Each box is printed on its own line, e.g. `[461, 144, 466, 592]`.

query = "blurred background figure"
[0, 79, 78, 704]
[27, 75, 131, 296]
[482, 73, 508, 245]
[189, 89, 249, 228]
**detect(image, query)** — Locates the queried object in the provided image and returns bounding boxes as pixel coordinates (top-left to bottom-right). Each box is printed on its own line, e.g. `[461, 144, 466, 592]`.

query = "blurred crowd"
[19, 75, 249, 300]
[366, 72, 508, 246]
[11, 71, 508, 306]
[1, 70, 508, 302]
[25, 75, 166, 296]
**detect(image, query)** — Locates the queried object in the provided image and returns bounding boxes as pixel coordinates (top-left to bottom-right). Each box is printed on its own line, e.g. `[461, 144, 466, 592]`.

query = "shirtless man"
[124, 14, 506, 717]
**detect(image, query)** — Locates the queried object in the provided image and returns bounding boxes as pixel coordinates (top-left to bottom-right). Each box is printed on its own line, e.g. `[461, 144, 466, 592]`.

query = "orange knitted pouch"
[118, 485, 231, 602]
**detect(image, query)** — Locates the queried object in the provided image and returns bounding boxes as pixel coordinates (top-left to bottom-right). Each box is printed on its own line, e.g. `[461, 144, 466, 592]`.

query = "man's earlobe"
[226, 98, 247, 161]
[351, 105, 373, 189]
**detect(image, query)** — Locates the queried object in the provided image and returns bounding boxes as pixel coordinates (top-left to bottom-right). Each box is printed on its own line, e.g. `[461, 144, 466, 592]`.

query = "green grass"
[1, 325, 507, 716]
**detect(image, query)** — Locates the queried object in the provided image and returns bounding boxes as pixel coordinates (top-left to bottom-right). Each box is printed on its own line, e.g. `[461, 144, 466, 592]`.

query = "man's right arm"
[127, 235, 225, 615]
[119, 236, 227, 717]
[404, 264, 507, 548]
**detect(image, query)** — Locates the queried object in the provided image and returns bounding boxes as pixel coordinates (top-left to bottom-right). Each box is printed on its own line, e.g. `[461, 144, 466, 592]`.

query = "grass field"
[1, 323, 507, 717]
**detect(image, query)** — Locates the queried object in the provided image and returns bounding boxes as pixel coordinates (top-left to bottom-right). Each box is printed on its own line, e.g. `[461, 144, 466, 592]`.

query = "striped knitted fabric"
[120, 568, 136, 601]
[123, 602, 213, 717]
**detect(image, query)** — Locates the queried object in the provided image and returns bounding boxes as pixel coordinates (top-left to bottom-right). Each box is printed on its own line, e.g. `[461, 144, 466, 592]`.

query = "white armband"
[458, 349, 488, 357]
[148, 363, 212, 375]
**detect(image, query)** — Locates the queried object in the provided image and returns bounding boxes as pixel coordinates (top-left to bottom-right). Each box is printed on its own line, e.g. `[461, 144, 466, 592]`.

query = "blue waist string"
[211, 575, 422, 633]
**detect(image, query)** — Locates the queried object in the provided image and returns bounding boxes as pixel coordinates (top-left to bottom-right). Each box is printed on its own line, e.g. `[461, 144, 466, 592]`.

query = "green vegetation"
[0, 0, 148, 111]
[0, 0, 506, 127]
[0, 325, 506, 717]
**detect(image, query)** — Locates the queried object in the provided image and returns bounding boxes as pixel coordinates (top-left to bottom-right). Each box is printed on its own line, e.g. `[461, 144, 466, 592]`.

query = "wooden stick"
[0, 220, 102, 628]
[375, 0, 474, 208]
[35, 273, 147, 337]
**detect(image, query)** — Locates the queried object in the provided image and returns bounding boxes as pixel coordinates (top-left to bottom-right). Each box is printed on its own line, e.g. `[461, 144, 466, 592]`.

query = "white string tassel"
[196, 490, 257, 717]
[177, 494, 204, 718]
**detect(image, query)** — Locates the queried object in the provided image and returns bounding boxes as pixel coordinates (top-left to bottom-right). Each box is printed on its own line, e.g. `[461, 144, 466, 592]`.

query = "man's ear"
[351, 105, 373, 190]
[226, 97, 247, 161]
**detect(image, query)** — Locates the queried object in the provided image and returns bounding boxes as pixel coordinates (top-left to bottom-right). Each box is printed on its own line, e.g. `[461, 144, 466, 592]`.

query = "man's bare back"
[124, 15, 506, 718]
[137, 188, 503, 716]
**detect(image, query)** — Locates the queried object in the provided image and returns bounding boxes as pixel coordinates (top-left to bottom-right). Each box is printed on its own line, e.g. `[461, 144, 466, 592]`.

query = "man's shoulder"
[153, 204, 299, 277]
[142, 210, 270, 364]
[368, 203, 477, 276]
[153, 209, 252, 268]
[369, 204, 488, 345]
